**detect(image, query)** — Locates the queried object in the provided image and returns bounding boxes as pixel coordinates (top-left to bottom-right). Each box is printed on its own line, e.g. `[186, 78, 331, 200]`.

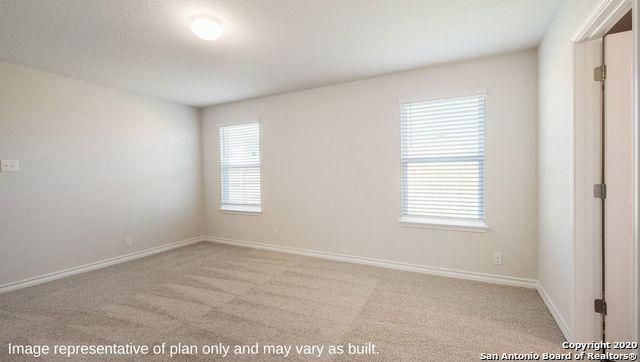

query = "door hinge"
[594, 299, 607, 315]
[593, 184, 607, 199]
[594, 65, 607, 81]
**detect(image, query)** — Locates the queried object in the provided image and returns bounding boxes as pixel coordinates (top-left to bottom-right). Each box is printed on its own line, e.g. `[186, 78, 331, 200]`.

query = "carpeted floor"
[0, 242, 565, 361]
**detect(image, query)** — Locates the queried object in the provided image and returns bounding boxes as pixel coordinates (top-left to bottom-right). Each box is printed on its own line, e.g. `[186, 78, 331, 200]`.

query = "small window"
[219, 122, 262, 213]
[400, 95, 486, 228]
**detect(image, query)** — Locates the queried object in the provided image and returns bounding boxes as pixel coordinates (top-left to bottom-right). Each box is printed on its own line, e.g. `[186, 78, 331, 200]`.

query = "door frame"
[572, 0, 638, 344]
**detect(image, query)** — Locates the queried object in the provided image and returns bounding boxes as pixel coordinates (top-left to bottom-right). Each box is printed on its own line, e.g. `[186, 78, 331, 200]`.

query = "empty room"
[0, 0, 638, 360]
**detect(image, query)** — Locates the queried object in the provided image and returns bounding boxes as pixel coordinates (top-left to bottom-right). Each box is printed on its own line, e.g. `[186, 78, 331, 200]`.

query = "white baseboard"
[537, 281, 572, 341]
[1, 234, 570, 341]
[205, 236, 538, 289]
[0, 235, 206, 294]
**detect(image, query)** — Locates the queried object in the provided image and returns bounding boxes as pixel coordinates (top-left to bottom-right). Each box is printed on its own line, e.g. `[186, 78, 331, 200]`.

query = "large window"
[219, 122, 262, 213]
[400, 95, 486, 228]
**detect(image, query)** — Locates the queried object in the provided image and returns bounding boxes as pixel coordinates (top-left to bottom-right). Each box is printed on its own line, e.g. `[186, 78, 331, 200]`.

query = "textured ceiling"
[0, 0, 562, 107]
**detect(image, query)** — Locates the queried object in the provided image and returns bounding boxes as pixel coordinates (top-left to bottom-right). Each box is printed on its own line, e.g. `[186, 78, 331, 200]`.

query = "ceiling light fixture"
[190, 15, 223, 41]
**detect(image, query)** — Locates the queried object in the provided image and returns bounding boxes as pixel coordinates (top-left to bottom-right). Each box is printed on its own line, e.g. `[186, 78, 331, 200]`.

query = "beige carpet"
[0, 242, 565, 361]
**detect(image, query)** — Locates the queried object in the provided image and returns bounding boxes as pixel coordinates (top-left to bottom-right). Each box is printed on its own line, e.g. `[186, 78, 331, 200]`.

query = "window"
[219, 122, 261, 213]
[400, 95, 486, 229]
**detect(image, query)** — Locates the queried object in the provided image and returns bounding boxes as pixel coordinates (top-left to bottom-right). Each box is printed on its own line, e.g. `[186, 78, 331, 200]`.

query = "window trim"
[220, 206, 262, 215]
[398, 92, 488, 231]
[398, 216, 489, 232]
[218, 121, 263, 215]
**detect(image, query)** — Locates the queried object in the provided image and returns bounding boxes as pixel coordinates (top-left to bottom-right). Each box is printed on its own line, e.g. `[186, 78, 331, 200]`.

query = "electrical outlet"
[492, 252, 502, 265]
[0, 160, 19, 172]
[125, 237, 133, 247]
[274, 229, 280, 239]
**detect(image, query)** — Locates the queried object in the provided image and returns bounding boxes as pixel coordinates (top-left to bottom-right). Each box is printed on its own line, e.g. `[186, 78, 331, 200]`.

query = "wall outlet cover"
[125, 237, 134, 247]
[492, 252, 502, 265]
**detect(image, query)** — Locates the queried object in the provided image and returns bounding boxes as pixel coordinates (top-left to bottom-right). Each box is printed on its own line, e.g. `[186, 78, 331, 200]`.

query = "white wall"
[537, 0, 600, 337]
[202, 50, 539, 280]
[0, 61, 204, 285]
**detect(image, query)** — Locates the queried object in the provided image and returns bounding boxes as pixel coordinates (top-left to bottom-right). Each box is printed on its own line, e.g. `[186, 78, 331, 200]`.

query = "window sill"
[220, 205, 262, 215]
[398, 216, 489, 233]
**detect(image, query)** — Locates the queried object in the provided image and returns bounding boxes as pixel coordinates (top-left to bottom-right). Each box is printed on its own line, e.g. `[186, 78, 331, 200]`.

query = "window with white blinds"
[400, 95, 485, 226]
[219, 122, 261, 213]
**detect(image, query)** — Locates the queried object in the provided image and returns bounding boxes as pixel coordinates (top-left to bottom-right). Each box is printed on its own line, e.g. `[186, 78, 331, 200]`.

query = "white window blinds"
[219, 123, 261, 212]
[401, 95, 485, 224]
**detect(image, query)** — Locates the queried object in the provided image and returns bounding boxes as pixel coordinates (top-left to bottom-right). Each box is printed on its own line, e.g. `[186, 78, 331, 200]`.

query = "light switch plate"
[0, 160, 19, 172]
